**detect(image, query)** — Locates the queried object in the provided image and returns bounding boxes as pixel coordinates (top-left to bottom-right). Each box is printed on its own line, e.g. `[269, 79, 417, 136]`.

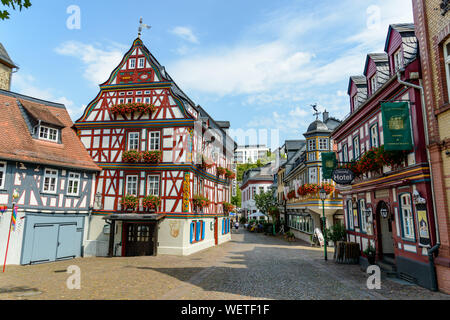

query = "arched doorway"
[376, 201, 394, 261]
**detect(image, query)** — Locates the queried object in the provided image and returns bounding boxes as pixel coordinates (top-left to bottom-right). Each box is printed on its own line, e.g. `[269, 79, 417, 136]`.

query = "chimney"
[323, 110, 329, 122]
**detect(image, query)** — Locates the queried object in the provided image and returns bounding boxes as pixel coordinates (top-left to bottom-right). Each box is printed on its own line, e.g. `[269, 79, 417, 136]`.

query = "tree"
[236, 163, 258, 182]
[231, 187, 241, 208]
[254, 191, 276, 215]
[0, 0, 32, 20]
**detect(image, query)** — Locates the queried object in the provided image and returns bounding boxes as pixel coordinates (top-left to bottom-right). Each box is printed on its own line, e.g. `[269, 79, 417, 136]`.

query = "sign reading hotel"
[332, 168, 354, 185]
[381, 102, 413, 151]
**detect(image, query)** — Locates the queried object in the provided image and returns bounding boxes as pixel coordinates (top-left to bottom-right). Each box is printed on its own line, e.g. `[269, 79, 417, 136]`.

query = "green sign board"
[321, 152, 337, 179]
[381, 102, 413, 151]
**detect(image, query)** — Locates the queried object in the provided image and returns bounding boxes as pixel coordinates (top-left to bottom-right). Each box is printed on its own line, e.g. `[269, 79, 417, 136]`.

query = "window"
[126, 175, 138, 196]
[119, 92, 125, 96]
[353, 94, 359, 110]
[147, 175, 160, 196]
[309, 152, 316, 161]
[259, 187, 264, 194]
[67, 172, 81, 196]
[127, 91, 133, 95]
[444, 42, 450, 101]
[309, 167, 317, 184]
[342, 144, 348, 163]
[119, 98, 124, 104]
[129, 59, 136, 69]
[136, 98, 142, 103]
[347, 200, 354, 230]
[400, 193, 415, 240]
[128, 132, 140, 151]
[353, 136, 360, 160]
[145, 91, 151, 94]
[308, 139, 316, 151]
[138, 58, 145, 68]
[352, 201, 360, 229]
[370, 124, 379, 148]
[127, 98, 133, 104]
[359, 199, 367, 233]
[136, 91, 142, 95]
[43, 169, 58, 193]
[370, 75, 377, 95]
[144, 97, 151, 104]
[0, 161, 6, 189]
[318, 138, 328, 150]
[252, 186, 256, 198]
[288, 215, 314, 234]
[148, 131, 160, 150]
[39, 126, 59, 142]
[393, 49, 403, 71]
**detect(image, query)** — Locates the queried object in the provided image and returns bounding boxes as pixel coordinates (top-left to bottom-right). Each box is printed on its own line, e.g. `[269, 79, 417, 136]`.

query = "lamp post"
[319, 188, 327, 261]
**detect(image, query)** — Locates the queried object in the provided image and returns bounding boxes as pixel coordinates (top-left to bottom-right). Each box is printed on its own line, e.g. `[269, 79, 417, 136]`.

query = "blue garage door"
[21, 214, 85, 265]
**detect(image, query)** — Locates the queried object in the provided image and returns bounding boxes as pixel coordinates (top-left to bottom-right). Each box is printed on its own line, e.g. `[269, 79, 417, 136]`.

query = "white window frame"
[309, 152, 316, 161]
[43, 168, 58, 194]
[119, 98, 125, 104]
[318, 138, 328, 150]
[144, 97, 151, 104]
[126, 98, 133, 103]
[128, 132, 140, 151]
[67, 172, 81, 196]
[309, 167, 317, 184]
[347, 200, 354, 230]
[129, 59, 136, 69]
[39, 125, 59, 142]
[342, 144, 348, 163]
[353, 94, 358, 110]
[148, 131, 160, 151]
[444, 41, 450, 101]
[119, 92, 125, 96]
[126, 175, 138, 196]
[136, 97, 142, 103]
[353, 136, 360, 160]
[147, 175, 160, 196]
[138, 58, 145, 69]
[370, 75, 377, 95]
[370, 124, 379, 148]
[0, 161, 6, 189]
[308, 139, 316, 151]
[393, 49, 403, 71]
[400, 193, 415, 240]
[359, 199, 367, 233]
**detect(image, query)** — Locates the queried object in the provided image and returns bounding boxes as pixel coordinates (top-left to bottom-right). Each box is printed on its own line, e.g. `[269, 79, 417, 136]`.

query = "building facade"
[283, 112, 343, 243]
[0, 43, 17, 91]
[332, 24, 439, 290]
[0, 90, 100, 265]
[412, 0, 450, 294]
[74, 37, 235, 257]
[234, 145, 269, 164]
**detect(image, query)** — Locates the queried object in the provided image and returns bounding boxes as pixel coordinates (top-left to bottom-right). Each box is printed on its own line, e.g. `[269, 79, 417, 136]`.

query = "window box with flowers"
[217, 167, 227, 177]
[122, 150, 141, 163]
[142, 195, 161, 213]
[120, 194, 138, 211]
[225, 169, 236, 180]
[287, 190, 296, 200]
[142, 150, 162, 164]
[111, 103, 156, 116]
[223, 202, 235, 214]
[192, 194, 211, 213]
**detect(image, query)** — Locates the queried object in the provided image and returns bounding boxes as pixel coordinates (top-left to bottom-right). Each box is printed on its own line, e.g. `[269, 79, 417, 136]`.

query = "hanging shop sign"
[322, 152, 337, 180]
[381, 102, 413, 151]
[332, 168, 354, 185]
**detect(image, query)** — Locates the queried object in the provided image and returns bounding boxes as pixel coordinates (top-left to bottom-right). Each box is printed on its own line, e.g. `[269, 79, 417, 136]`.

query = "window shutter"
[190, 222, 194, 243]
[202, 221, 205, 240]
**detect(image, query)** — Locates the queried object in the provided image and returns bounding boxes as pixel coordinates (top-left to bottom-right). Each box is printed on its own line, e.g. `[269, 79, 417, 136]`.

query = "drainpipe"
[397, 70, 441, 288]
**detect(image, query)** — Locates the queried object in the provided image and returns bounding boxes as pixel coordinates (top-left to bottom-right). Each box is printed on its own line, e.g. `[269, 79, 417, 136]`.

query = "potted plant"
[142, 195, 161, 213]
[285, 231, 295, 242]
[122, 150, 141, 163]
[120, 194, 138, 211]
[363, 244, 376, 265]
[142, 150, 162, 163]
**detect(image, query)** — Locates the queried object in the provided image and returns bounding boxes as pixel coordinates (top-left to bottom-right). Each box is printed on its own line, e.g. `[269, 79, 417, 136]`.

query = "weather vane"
[311, 104, 320, 120]
[138, 17, 151, 38]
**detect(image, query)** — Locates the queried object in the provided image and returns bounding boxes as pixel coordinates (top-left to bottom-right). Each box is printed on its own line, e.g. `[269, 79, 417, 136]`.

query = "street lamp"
[319, 188, 327, 261]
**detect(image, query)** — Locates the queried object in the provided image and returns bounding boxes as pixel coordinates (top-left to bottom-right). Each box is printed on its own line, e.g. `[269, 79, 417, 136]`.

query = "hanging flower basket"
[223, 202, 235, 214]
[142, 150, 162, 163]
[142, 195, 161, 212]
[217, 167, 227, 176]
[111, 103, 156, 116]
[120, 194, 138, 211]
[122, 150, 141, 163]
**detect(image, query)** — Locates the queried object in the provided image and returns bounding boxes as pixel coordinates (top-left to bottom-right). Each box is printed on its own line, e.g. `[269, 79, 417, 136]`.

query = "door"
[30, 224, 58, 263]
[377, 201, 394, 256]
[125, 223, 155, 256]
[56, 224, 78, 260]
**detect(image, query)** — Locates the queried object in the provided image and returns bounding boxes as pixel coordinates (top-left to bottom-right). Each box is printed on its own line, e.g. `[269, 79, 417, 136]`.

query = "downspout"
[397, 70, 441, 290]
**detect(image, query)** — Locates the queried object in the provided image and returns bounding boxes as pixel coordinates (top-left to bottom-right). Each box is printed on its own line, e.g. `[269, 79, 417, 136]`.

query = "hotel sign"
[332, 168, 354, 185]
[381, 102, 413, 151]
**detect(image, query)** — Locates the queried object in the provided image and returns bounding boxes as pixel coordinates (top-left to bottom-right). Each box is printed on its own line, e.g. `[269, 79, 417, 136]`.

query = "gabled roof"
[0, 43, 17, 69]
[347, 75, 367, 95]
[363, 53, 389, 76]
[0, 89, 100, 171]
[384, 23, 415, 52]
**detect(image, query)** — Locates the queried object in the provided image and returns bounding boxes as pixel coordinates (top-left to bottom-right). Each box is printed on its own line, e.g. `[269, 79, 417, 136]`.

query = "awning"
[103, 213, 166, 221]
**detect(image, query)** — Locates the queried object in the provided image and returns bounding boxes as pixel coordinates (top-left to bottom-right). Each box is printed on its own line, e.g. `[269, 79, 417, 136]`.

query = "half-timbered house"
[0, 89, 100, 265]
[75, 37, 236, 257]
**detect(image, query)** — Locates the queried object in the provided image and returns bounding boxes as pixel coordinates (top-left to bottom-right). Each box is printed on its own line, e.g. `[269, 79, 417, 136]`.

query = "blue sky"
[1, 0, 413, 149]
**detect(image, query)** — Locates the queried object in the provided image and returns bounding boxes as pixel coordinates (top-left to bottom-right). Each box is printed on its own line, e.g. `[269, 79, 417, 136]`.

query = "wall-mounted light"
[12, 189, 20, 202]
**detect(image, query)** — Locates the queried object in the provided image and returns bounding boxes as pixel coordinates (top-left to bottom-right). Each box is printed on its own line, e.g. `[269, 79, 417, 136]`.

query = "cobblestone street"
[1, 230, 449, 300]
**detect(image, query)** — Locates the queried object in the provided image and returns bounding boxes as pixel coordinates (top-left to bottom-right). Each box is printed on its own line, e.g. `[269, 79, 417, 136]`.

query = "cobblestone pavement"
[1, 230, 449, 300]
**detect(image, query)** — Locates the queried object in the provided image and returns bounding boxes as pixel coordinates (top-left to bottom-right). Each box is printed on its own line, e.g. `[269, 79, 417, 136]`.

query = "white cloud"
[12, 73, 77, 116]
[170, 26, 199, 44]
[55, 41, 127, 86]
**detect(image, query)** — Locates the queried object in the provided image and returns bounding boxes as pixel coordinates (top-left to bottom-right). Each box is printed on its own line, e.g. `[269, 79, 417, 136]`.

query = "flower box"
[217, 167, 227, 176]
[120, 194, 138, 211]
[111, 103, 156, 116]
[193, 195, 210, 212]
[142, 195, 161, 212]
[122, 150, 141, 163]
[223, 202, 235, 214]
[225, 169, 236, 180]
[142, 150, 162, 163]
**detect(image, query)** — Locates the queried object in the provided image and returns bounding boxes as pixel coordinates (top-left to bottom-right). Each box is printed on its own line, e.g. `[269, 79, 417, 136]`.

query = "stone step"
[383, 255, 395, 265]
[377, 260, 397, 275]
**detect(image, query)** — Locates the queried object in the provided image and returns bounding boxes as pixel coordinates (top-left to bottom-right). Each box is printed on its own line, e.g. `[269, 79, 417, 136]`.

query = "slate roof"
[0, 89, 100, 171]
[0, 43, 17, 69]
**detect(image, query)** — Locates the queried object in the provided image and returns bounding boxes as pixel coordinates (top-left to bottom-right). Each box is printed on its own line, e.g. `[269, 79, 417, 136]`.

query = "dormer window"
[370, 75, 377, 95]
[393, 49, 403, 72]
[39, 125, 59, 142]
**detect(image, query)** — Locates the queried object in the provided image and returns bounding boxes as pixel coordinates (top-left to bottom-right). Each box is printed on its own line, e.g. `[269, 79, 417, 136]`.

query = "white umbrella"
[248, 212, 267, 218]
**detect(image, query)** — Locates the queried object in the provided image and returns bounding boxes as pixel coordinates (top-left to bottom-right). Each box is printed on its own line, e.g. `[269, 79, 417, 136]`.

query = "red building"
[332, 24, 439, 290]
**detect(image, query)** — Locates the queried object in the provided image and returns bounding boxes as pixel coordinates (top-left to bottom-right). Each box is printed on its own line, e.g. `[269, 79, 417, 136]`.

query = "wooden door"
[125, 223, 154, 256]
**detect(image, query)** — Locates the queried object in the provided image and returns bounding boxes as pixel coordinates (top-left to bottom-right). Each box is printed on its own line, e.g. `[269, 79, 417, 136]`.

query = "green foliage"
[363, 244, 376, 256]
[239, 216, 247, 224]
[236, 163, 259, 182]
[231, 187, 241, 207]
[325, 222, 347, 243]
[0, 0, 31, 20]
[254, 191, 276, 215]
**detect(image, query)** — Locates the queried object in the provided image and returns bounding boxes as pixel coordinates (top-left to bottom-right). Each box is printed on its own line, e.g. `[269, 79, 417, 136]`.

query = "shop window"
[399, 193, 415, 241]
